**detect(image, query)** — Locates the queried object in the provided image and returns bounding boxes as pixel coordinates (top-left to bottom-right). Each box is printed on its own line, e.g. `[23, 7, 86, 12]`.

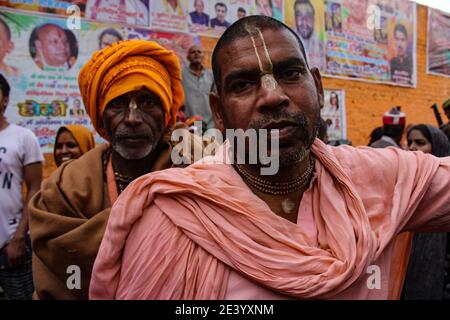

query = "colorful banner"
[0, 10, 196, 153]
[427, 8, 450, 77]
[0, 0, 151, 27]
[321, 89, 346, 142]
[323, 0, 416, 86]
[150, 0, 257, 37]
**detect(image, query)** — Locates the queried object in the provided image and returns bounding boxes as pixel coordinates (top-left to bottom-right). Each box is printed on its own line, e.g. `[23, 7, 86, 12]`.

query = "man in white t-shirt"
[0, 74, 43, 300]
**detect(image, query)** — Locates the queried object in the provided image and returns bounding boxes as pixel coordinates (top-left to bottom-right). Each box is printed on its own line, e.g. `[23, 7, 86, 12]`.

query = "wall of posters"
[0, 10, 196, 152]
[427, 8, 450, 77]
[321, 89, 346, 142]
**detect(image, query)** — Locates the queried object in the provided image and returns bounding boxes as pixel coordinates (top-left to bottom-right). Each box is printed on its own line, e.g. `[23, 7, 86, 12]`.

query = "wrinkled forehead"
[217, 28, 306, 72]
[189, 46, 202, 54]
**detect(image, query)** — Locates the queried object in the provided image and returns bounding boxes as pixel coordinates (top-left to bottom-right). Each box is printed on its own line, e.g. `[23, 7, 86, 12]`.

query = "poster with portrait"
[321, 89, 346, 142]
[0, 0, 83, 16]
[285, 0, 325, 70]
[186, 0, 253, 37]
[0, 10, 197, 153]
[150, 0, 189, 32]
[323, 0, 416, 87]
[249, 0, 284, 21]
[83, 0, 150, 27]
[427, 8, 450, 77]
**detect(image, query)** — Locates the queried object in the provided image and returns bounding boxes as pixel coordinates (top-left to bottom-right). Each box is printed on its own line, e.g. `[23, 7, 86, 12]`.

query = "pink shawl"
[90, 139, 441, 299]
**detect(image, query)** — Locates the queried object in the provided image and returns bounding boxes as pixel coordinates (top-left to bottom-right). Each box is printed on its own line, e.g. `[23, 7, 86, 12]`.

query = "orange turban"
[78, 39, 184, 139]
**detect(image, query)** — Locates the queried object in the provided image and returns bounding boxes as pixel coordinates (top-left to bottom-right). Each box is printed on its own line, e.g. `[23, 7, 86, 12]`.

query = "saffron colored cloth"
[54, 125, 95, 157]
[78, 39, 184, 139]
[90, 139, 450, 299]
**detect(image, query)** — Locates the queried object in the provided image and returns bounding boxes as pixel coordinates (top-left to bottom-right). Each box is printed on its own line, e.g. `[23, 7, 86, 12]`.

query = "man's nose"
[256, 78, 289, 111]
[124, 107, 143, 126]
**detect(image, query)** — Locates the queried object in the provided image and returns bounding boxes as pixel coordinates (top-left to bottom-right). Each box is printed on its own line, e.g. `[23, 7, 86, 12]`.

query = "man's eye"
[282, 68, 302, 80]
[231, 81, 252, 92]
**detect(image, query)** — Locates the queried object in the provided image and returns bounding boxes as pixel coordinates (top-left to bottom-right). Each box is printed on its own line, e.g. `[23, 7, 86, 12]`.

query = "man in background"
[182, 45, 214, 129]
[370, 107, 406, 148]
[0, 74, 43, 300]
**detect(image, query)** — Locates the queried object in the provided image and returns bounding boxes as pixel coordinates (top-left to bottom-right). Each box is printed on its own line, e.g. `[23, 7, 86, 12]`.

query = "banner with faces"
[0, 9, 197, 153]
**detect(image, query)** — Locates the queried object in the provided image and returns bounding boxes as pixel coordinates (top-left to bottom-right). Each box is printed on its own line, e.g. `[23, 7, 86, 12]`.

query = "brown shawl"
[29, 143, 172, 299]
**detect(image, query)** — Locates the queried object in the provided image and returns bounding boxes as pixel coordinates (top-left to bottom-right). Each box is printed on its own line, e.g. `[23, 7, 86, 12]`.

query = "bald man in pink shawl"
[90, 16, 450, 300]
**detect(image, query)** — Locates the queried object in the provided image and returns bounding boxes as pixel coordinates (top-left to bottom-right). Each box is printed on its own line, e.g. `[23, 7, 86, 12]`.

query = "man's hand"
[5, 236, 26, 269]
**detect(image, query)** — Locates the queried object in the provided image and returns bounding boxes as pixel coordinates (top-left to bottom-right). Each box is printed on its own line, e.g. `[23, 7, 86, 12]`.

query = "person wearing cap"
[28, 39, 187, 300]
[370, 107, 406, 148]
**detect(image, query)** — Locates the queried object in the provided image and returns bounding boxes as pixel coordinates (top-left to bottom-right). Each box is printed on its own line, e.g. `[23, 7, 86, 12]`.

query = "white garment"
[0, 124, 43, 248]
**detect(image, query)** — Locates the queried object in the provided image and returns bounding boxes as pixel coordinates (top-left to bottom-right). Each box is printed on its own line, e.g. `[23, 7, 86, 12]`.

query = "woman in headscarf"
[402, 124, 450, 299]
[53, 125, 95, 167]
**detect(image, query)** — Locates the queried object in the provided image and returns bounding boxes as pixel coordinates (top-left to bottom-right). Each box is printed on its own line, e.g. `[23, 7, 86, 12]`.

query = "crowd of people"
[0, 15, 449, 300]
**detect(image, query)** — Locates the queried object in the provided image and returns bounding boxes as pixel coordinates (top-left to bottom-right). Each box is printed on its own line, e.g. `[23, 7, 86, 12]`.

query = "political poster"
[321, 89, 346, 142]
[427, 8, 450, 77]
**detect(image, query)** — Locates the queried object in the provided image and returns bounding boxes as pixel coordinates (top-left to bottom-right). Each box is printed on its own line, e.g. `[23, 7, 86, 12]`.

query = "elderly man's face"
[211, 28, 323, 167]
[187, 45, 204, 65]
[103, 88, 165, 160]
[395, 30, 408, 58]
[36, 25, 71, 67]
[295, 4, 314, 39]
[215, 5, 227, 22]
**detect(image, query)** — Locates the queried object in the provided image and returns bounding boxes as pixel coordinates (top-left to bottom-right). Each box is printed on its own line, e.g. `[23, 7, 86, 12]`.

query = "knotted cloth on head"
[78, 39, 184, 139]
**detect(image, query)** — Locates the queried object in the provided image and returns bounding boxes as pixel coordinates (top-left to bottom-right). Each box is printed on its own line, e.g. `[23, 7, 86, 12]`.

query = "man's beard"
[109, 127, 161, 160]
[249, 109, 319, 168]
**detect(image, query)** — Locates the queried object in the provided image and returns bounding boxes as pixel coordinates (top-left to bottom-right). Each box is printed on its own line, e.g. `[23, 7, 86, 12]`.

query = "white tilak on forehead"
[129, 98, 138, 110]
[244, 25, 278, 91]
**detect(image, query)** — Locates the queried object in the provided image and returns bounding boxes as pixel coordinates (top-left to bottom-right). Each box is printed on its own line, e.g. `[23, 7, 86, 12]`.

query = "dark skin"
[210, 28, 324, 223]
[103, 88, 166, 180]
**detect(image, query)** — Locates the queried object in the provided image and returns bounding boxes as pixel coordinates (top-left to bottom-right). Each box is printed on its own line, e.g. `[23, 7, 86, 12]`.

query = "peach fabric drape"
[90, 139, 447, 299]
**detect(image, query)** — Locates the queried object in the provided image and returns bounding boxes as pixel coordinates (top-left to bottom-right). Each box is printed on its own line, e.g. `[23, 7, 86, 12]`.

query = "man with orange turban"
[28, 39, 187, 299]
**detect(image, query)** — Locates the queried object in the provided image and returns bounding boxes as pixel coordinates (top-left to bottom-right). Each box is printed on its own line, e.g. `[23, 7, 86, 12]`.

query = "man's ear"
[310, 67, 324, 109]
[209, 91, 224, 133]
